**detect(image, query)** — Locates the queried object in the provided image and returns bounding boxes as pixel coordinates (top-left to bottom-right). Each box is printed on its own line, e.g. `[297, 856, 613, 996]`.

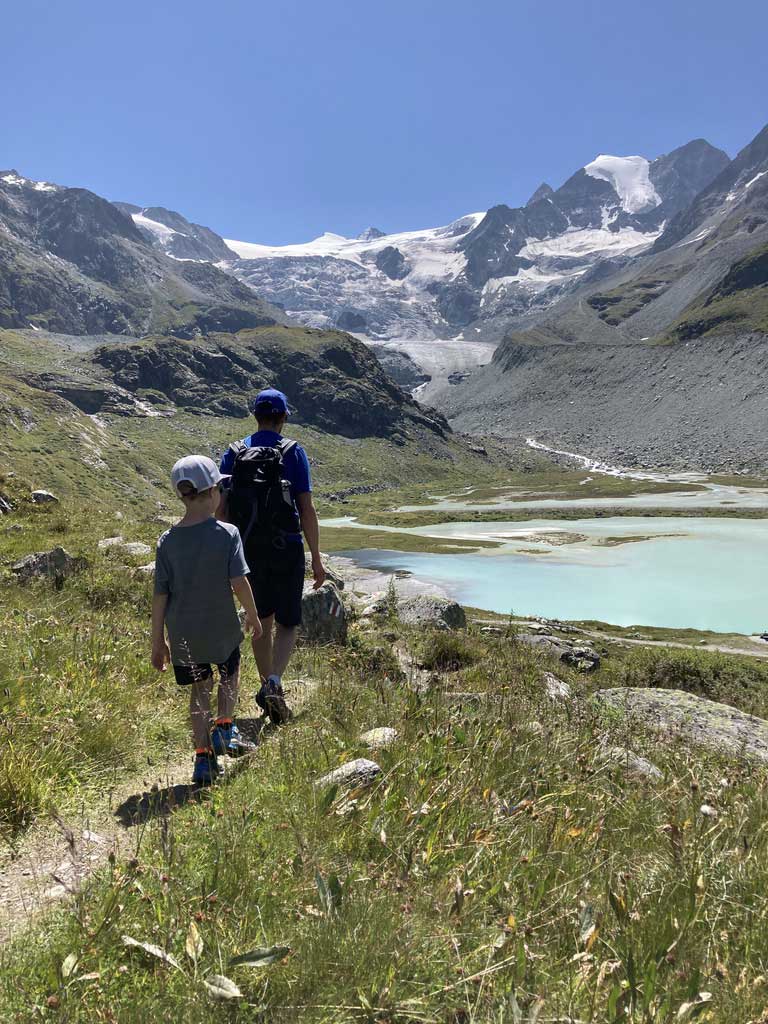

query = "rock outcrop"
[396, 595, 466, 630]
[90, 328, 448, 439]
[0, 171, 284, 338]
[594, 688, 768, 764]
[518, 634, 600, 671]
[31, 490, 58, 504]
[301, 582, 347, 645]
[12, 547, 87, 582]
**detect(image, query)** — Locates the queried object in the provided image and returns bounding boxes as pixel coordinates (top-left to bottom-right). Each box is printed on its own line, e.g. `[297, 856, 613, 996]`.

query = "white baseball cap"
[170, 455, 224, 495]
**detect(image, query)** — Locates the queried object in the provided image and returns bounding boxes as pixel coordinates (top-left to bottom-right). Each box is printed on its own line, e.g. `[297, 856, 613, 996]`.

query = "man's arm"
[296, 491, 326, 590]
[151, 593, 170, 671]
[231, 575, 263, 638]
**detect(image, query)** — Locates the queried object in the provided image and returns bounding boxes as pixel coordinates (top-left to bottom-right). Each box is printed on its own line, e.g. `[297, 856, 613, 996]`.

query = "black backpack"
[227, 439, 301, 553]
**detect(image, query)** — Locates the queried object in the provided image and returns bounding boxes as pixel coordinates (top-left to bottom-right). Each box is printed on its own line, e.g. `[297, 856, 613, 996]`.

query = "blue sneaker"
[192, 751, 222, 786]
[211, 723, 256, 757]
[256, 678, 291, 726]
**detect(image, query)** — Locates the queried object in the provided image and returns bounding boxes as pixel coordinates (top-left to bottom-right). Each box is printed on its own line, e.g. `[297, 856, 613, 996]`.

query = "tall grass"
[2, 631, 768, 1022]
[0, 568, 189, 840]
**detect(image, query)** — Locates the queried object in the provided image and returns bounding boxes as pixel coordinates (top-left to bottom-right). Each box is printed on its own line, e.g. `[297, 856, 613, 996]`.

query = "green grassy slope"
[668, 242, 768, 341]
[0, 327, 524, 517]
[2, 625, 768, 1021]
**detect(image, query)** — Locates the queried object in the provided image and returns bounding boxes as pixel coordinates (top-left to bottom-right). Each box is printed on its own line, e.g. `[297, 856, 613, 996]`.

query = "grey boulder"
[542, 672, 572, 701]
[360, 727, 398, 750]
[594, 688, 768, 764]
[397, 594, 466, 630]
[120, 542, 152, 558]
[518, 633, 600, 671]
[600, 745, 663, 781]
[315, 758, 381, 789]
[31, 490, 59, 504]
[98, 536, 152, 558]
[301, 581, 347, 644]
[12, 547, 87, 582]
[360, 594, 388, 618]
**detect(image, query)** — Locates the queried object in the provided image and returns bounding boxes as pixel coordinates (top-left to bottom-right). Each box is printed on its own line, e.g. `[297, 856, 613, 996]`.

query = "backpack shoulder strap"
[276, 438, 297, 457]
[228, 439, 248, 460]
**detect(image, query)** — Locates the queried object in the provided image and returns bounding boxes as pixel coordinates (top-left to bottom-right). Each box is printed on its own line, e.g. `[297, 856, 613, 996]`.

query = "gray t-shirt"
[154, 518, 250, 665]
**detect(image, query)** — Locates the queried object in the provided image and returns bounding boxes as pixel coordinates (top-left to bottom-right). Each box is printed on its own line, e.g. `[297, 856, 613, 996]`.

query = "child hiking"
[151, 454, 263, 786]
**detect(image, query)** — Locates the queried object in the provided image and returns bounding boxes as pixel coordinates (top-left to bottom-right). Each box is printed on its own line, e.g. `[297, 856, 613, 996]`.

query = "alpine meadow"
[2, 2, 768, 1021]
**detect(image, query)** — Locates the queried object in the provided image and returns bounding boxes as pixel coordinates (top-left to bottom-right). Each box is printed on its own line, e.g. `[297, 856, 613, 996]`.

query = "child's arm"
[151, 593, 171, 671]
[231, 575, 263, 639]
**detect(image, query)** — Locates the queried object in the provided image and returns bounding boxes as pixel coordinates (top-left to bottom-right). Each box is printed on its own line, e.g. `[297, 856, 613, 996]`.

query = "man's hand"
[245, 611, 263, 640]
[311, 554, 326, 590]
[151, 641, 170, 672]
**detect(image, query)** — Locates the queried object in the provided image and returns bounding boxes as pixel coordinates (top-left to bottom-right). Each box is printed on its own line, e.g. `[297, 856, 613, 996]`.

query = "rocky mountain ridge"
[0, 324, 448, 440]
[439, 121, 768, 471]
[121, 139, 728, 348]
[0, 171, 284, 338]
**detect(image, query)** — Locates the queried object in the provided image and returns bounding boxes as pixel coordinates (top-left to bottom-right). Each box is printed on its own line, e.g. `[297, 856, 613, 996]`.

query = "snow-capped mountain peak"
[131, 211, 178, 245]
[119, 137, 729, 346]
[583, 155, 661, 214]
[0, 170, 60, 193]
[113, 202, 236, 263]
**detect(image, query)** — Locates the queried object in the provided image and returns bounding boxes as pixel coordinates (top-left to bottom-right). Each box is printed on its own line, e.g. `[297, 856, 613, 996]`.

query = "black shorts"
[247, 543, 305, 628]
[173, 646, 241, 687]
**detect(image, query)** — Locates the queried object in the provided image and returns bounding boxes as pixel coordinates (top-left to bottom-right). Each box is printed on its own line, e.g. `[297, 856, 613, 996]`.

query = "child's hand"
[245, 612, 263, 640]
[151, 641, 171, 672]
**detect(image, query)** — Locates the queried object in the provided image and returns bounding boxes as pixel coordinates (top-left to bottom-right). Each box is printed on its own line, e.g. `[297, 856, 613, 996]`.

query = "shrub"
[416, 630, 478, 672]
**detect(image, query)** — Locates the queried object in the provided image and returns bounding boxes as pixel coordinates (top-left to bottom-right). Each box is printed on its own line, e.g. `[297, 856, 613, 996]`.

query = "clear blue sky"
[3, 0, 766, 244]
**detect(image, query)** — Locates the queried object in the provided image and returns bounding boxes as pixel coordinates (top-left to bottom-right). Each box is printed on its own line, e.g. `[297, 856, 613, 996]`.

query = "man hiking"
[220, 388, 325, 724]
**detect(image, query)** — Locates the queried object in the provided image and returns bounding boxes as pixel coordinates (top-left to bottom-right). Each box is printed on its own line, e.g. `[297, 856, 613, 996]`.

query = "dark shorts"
[247, 543, 305, 628]
[173, 646, 241, 687]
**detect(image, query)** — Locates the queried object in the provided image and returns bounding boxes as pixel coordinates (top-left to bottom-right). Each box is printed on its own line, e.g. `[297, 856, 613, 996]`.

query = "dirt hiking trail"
[0, 680, 318, 945]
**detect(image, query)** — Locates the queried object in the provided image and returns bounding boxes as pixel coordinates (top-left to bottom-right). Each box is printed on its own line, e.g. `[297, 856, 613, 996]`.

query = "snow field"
[584, 155, 660, 214]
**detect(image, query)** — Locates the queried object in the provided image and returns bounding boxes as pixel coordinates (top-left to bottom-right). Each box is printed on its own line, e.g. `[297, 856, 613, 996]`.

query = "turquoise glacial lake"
[328, 516, 768, 632]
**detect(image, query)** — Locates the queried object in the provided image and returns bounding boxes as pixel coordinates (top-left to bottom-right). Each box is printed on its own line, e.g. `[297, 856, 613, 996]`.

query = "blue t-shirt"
[220, 430, 311, 544]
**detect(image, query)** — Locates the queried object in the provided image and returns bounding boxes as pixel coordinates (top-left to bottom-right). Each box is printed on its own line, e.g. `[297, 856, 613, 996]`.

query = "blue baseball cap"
[249, 388, 290, 417]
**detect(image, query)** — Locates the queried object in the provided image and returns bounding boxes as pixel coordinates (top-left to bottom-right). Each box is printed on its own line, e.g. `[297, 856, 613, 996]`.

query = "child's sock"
[214, 717, 233, 727]
[267, 674, 281, 688]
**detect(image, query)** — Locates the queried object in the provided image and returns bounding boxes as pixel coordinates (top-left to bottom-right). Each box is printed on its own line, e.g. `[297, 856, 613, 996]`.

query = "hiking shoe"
[192, 751, 223, 786]
[211, 722, 257, 757]
[256, 678, 292, 726]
